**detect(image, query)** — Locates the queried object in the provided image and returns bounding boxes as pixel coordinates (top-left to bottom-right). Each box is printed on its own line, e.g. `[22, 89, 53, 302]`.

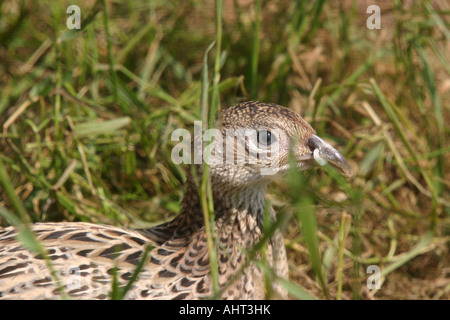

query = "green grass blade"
[74, 117, 131, 138]
[250, 0, 260, 100]
[287, 155, 329, 298]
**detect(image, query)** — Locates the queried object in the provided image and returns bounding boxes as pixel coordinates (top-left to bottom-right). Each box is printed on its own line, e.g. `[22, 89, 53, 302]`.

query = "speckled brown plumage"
[0, 101, 350, 300]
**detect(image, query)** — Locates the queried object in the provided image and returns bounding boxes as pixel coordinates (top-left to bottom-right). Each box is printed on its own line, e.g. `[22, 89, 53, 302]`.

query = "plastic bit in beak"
[313, 148, 328, 166]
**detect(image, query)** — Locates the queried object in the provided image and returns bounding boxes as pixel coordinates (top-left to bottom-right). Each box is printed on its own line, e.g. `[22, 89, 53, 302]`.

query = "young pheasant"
[0, 101, 350, 299]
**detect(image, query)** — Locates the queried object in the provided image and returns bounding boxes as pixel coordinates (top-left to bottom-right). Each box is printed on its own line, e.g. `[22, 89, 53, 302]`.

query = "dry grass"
[0, 0, 449, 299]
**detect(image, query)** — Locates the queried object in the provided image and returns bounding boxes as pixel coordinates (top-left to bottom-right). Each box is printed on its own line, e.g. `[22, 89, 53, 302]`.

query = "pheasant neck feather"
[146, 174, 270, 245]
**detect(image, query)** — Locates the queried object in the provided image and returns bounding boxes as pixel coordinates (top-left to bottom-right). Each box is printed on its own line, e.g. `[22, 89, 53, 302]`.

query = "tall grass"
[0, 0, 448, 299]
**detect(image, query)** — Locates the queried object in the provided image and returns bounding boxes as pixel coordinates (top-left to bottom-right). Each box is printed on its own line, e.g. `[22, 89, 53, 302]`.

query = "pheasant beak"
[303, 134, 351, 177]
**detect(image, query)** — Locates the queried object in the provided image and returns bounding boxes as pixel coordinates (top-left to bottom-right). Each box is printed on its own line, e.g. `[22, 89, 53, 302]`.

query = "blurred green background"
[0, 0, 448, 299]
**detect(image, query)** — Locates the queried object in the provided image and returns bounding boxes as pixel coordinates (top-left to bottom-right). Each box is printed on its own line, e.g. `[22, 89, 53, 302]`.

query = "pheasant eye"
[257, 129, 274, 146]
